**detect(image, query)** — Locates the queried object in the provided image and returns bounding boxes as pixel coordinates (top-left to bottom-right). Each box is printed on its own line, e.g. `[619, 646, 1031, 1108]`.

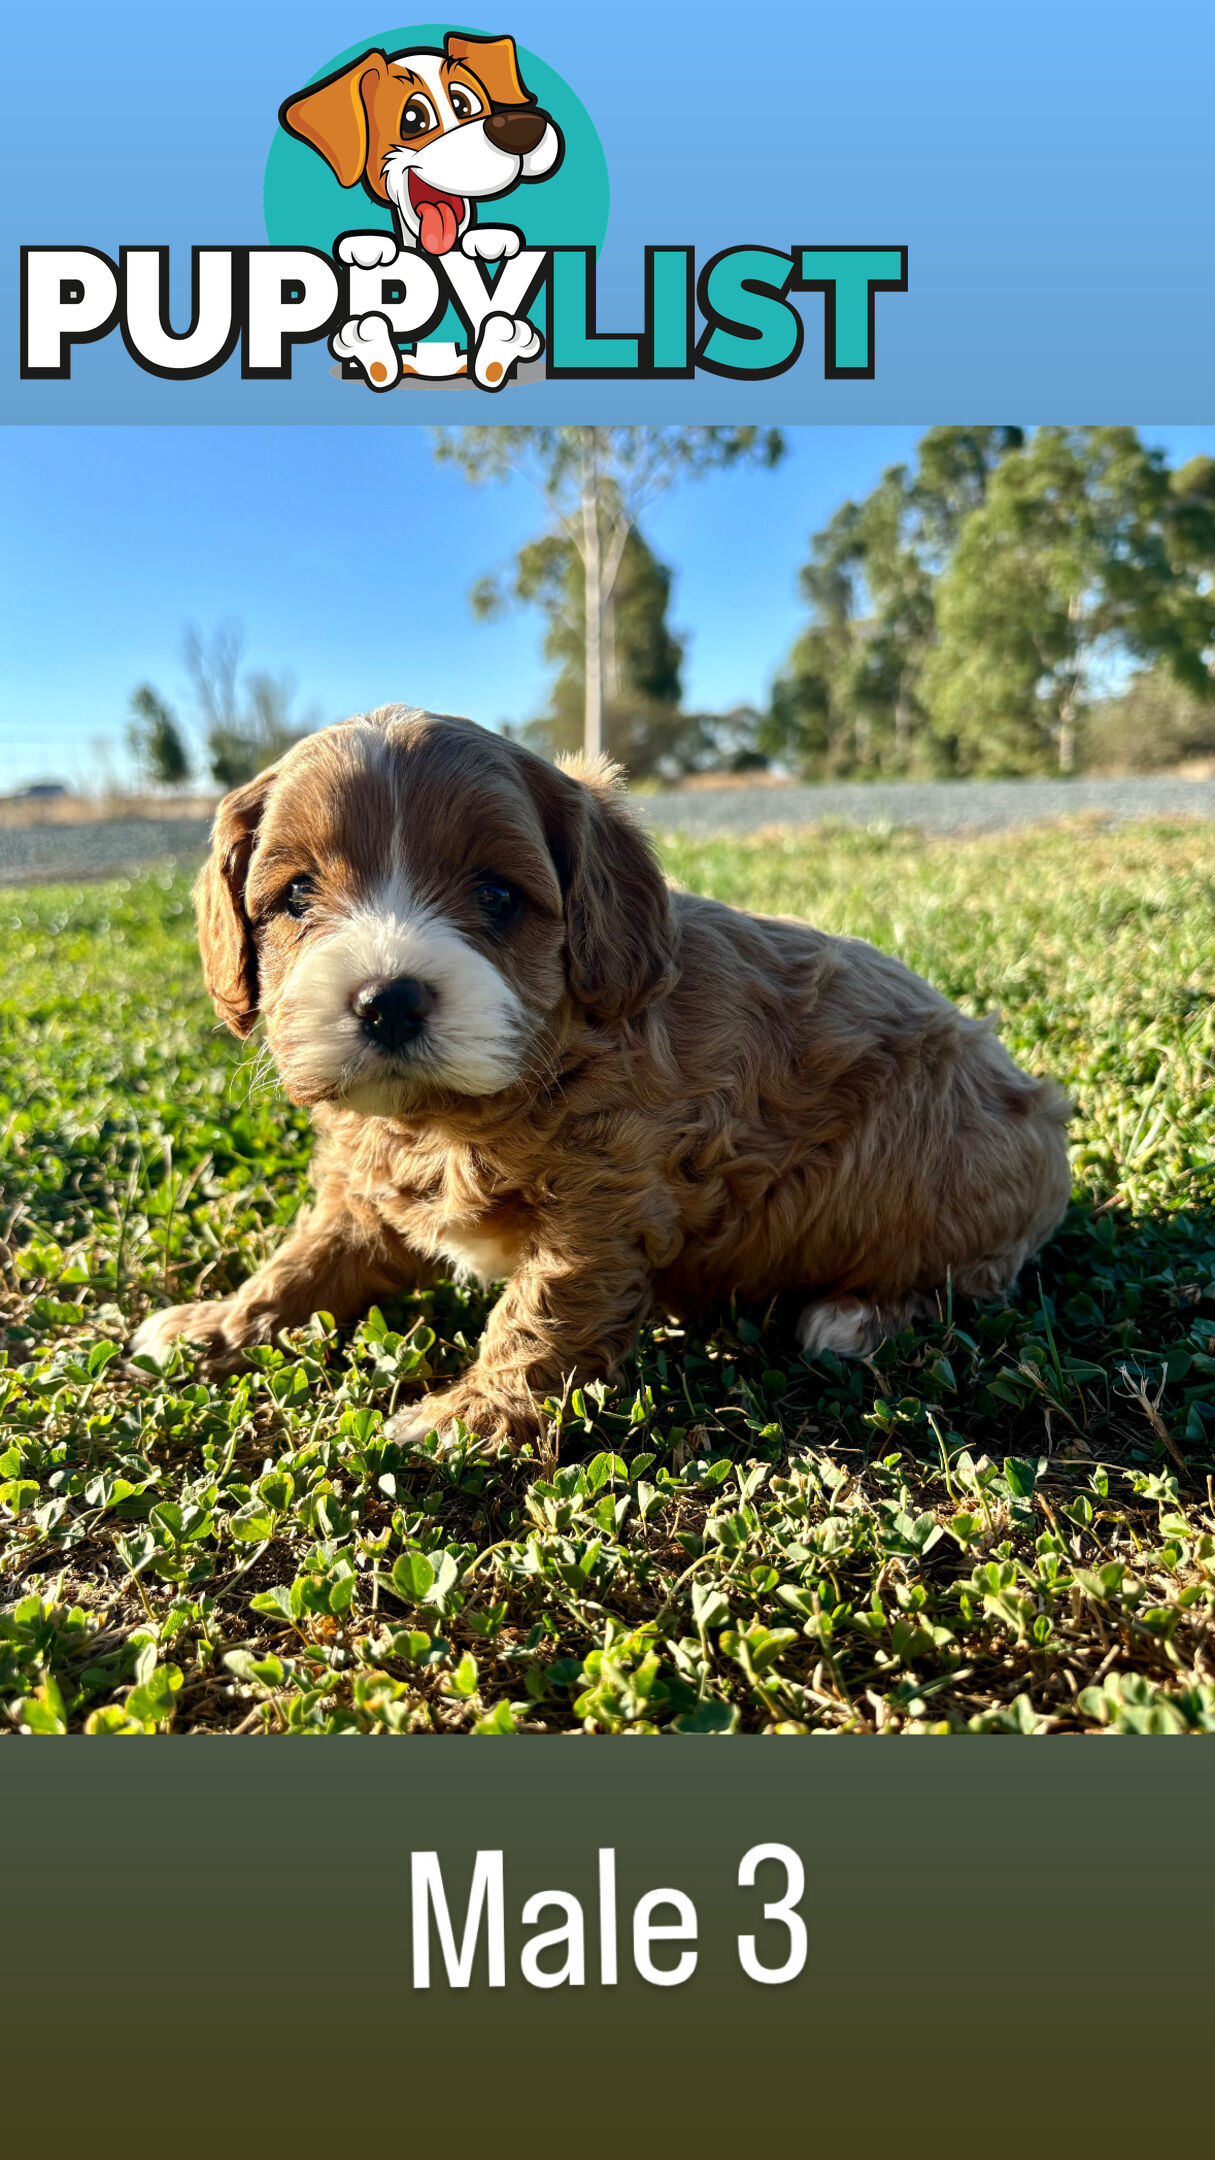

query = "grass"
[2, 820, 1214, 1736]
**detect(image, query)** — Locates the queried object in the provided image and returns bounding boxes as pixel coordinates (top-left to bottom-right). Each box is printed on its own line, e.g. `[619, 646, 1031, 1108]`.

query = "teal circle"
[263, 24, 609, 255]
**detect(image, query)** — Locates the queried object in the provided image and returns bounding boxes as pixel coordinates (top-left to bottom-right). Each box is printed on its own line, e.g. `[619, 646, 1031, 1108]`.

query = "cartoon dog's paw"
[473, 311, 543, 390]
[400, 341, 468, 380]
[461, 225, 523, 262]
[329, 313, 401, 390]
[337, 231, 399, 270]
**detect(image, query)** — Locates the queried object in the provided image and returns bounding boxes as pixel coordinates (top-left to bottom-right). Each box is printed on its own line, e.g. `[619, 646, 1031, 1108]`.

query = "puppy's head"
[195, 710, 675, 1115]
[280, 34, 563, 256]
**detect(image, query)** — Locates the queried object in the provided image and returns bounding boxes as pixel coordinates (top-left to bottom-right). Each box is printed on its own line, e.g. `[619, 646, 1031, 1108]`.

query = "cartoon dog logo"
[280, 31, 563, 391]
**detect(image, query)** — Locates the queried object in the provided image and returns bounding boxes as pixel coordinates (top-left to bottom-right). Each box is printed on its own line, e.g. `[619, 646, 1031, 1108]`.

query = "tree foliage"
[435, 426, 784, 761]
[183, 621, 317, 788]
[126, 684, 192, 790]
[1086, 660, 1215, 773]
[763, 429, 1022, 776]
[925, 430, 1215, 774]
[476, 516, 693, 776]
[769, 428, 1215, 778]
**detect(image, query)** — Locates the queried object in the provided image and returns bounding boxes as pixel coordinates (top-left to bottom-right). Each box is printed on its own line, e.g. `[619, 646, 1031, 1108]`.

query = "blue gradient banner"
[5, 0, 1213, 421]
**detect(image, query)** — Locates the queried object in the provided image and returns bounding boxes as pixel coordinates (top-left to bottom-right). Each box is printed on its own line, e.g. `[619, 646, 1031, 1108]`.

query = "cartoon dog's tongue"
[408, 172, 464, 256]
[418, 198, 459, 254]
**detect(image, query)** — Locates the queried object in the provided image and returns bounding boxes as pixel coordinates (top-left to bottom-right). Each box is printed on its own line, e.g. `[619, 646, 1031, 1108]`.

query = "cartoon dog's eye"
[399, 94, 438, 138]
[448, 84, 484, 121]
[475, 878, 520, 927]
[281, 877, 316, 920]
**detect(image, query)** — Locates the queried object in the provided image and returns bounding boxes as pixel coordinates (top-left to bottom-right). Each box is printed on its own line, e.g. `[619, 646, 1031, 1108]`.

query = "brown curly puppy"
[131, 708, 1072, 1447]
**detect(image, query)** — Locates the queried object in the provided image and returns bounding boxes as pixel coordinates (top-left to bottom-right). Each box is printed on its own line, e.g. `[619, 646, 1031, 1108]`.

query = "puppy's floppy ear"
[444, 31, 536, 107]
[279, 51, 389, 187]
[193, 767, 278, 1038]
[532, 753, 677, 1023]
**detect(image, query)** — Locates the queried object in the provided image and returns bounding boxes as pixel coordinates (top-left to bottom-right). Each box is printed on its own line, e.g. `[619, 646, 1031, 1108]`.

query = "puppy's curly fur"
[132, 708, 1072, 1447]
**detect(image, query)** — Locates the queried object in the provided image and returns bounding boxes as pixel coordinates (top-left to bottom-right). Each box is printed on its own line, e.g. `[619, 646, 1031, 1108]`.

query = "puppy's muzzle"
[354, 975, 436, 1052]
[484, 108, 549, 155]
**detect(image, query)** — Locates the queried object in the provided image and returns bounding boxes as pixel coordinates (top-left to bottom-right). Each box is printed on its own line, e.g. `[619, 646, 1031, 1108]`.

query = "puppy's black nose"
[355, 976, 435, 1051]
[485, 108, 548, 155]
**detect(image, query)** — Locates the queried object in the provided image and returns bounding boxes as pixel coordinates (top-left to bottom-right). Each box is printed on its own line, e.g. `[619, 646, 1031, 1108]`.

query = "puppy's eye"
[399, 95, 438, 137]
[475, 878, 520, 928]
[449, 85, 483, 121]
[280, 877, 316, 920]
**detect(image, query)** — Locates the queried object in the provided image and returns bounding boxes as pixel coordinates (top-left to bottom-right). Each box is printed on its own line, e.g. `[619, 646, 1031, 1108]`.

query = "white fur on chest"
[363, 1160, 525, 1288]
[432, 1220, 520, 1287]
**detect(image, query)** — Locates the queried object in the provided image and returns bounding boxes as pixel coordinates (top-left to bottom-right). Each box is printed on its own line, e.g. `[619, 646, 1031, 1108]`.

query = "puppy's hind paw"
[796, 1296, 885, 1360]
[473, 311, 543, 390]
[797, 1292, 933, 1360]
[330, 313, 401, 390]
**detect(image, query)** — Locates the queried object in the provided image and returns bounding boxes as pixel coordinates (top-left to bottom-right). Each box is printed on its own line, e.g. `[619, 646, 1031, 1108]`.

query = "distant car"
[4, 782, 71, 802]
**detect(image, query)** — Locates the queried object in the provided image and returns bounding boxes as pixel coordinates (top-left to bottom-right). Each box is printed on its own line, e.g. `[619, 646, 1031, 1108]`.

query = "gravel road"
[636, 774, 1215, 839]
[2, 776, 1213, 883]
[0, 816, 216, 884]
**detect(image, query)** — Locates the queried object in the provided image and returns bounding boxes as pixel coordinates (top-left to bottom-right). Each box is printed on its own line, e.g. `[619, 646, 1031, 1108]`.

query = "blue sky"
[3, 424, 1214, 791]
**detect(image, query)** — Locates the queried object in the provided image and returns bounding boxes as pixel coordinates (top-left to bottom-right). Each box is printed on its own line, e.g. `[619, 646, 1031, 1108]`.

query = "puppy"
[132, 710, 1072, 1450]
[281, 33, 560, 389]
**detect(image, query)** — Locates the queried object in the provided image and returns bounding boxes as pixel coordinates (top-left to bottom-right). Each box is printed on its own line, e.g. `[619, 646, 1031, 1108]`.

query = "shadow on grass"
[356, 1187, 1215, 1486]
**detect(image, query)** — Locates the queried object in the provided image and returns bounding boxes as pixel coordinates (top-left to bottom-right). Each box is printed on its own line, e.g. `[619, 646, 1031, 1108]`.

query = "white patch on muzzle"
[383, 127, 523, 219]
[271, 880, 525, 1110]
[381, 117, 560, 248]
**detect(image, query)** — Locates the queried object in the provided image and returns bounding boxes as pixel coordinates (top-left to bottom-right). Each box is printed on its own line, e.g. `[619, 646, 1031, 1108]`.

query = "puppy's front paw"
[337, 231, 399, 270]
[129, 1300, 245, 1376]
[330, 312, 401, 390]
[461, 225, 522, 262]
[385, 1380, 536, 1453]
[473, 310, 543, 390]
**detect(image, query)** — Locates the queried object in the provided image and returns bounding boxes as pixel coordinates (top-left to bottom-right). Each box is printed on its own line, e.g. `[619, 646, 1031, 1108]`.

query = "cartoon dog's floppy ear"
[444, 31, 536, 108]
[279, 50, 389, 186]
[527, 752, 677, 1024]
[193, 766, 279, 1037]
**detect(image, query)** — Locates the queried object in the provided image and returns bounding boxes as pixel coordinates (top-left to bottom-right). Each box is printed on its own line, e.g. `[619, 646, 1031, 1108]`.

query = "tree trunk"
[894, 673, 911, 763]
[603, 591, 619, 703]
[1058, 592, 1083, 773]
[580, 428, 604, 762]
